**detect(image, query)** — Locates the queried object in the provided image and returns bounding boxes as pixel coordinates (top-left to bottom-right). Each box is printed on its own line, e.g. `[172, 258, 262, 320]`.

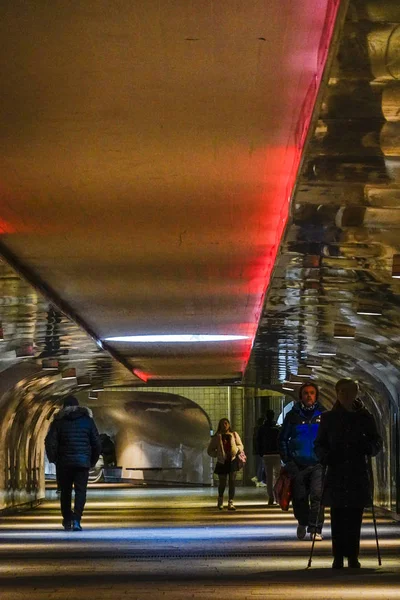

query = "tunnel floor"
[0, 485, 399, 599]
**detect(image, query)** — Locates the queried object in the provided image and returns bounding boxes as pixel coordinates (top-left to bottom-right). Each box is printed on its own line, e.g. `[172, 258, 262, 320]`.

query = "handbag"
[234, 432, 247, 469]
[273, 467, 292, 511]
[236, 449, 247, 470]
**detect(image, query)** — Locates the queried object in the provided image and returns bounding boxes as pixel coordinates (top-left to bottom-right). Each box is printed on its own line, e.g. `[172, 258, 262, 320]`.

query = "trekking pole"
[307, 465, 327, 569]
[367, 456, 382, 566]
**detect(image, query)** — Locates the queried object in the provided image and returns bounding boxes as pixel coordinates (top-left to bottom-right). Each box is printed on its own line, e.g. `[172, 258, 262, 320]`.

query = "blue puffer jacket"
[279, 402, 325, 467]
[45, 406, 101, 469]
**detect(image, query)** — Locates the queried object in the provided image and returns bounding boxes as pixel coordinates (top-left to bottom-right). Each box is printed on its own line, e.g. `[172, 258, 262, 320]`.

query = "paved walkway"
[0, 486, 398, 599]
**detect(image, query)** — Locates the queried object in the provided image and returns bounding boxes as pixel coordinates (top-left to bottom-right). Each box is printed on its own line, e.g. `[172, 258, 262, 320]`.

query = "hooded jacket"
[45, 406, 101, 469]
[314, 400, 382, 507]
[279, 401, 325, 467]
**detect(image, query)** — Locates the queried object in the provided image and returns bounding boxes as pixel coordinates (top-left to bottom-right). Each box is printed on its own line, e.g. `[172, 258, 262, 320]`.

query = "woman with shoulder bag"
[207, 418, 245, 511]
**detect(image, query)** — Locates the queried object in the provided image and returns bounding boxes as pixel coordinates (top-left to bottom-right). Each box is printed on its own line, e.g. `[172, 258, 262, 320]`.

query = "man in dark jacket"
[279, 381, 325, 540]
[315, 378, 382, 569]
[45, 395, 101, 531]
[257, 410, 280, 505]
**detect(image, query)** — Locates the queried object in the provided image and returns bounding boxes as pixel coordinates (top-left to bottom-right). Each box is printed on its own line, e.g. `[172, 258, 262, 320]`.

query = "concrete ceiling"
[0, 0, 339, 383]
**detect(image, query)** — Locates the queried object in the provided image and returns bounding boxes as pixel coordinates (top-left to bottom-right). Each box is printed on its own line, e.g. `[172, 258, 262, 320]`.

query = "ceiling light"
[333, 324, 356, 339]
[77, 375, 91, 387]
[282, 385, 295, 392]
[356, 301, 382, 316]
[42, 358, 59, 370]
[62, 368, 76, 380]
[297, 366, 313, 377]
[15, 343, 35, 358]
[305, 357, 323, 368]
[392, 254, 400, 278]
[303, 255, 321, 268]
[104, 334, 249, 343]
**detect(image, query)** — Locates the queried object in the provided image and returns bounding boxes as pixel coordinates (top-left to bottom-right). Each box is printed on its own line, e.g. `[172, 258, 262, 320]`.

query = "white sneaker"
[251, 476, 259, 483]
[297, 525, 307, 540]
[312, 532, 323, 541]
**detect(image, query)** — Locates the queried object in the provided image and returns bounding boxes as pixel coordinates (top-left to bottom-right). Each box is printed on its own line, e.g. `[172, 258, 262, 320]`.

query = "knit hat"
[63, 395, 79, 408]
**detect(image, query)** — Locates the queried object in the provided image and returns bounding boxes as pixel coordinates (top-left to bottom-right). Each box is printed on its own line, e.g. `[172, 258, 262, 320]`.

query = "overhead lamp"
[316, 341, 336, 356]
[15, 343, 35, 358]
[297, 366, 313, 377]
[287, 373, 305, 385]
[305, 356, 324, 368]
[392, 254, 400, 278]
[42, 358, 59, 370]
[61, 368, 77, 380]
[104, 334, 249, 343]
[282, 385, 295, 392]
[77, 375, 91, 387]
[356, 301, 382, 316]
[333, 324, 356, 339]
[303, 255, 321, 268]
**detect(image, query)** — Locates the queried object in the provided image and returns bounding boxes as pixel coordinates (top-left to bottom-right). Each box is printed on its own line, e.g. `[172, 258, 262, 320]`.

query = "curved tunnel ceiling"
[0, 0, 339, 382]
[249, 0, 400, 404]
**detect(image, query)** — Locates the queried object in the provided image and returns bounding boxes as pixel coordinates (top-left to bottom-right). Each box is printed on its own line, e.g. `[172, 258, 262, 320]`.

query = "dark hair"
[265, 409, 275, 421]
[298, 381, 319, 401]
[63, 395, 79, 408]
[335, 378, 358, 394]
[216, 418, 231, 434]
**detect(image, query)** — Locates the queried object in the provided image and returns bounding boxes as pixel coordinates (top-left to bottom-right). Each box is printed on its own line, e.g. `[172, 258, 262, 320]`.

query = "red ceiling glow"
[239, 1, 340, 371]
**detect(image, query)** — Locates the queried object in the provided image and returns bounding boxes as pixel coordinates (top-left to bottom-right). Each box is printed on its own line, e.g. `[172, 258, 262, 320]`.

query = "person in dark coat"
[279, 382, 325, 540]
[251, 417, 266, 487]
[45, 395, 101, 531]
[257, 410, 280, 504]
[315, 378, 382, 569]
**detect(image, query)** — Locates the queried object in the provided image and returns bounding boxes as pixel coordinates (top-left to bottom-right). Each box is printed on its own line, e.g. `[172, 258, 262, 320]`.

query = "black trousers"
[217, 472, 237, 500]
[330, 506, 364, 559]
[292, 464, 324, 533]
[58, 466, 90, 522]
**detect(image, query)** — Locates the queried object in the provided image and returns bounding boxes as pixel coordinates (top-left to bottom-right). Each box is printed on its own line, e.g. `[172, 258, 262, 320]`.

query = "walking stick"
[307, 465, 327, 569]
[367, 456, 382, 566]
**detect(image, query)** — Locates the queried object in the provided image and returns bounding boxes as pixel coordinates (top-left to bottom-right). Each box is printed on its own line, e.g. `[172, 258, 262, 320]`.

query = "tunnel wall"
[0, 364, 54, 512]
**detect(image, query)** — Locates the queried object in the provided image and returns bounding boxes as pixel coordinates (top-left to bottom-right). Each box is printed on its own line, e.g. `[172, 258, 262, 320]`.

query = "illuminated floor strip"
[0, 487, 398, 599]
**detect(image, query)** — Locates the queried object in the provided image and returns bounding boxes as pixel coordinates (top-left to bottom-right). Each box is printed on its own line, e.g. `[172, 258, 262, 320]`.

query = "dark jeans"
[58, 466, 90, 522]
[218, 472, 237, 500]
[330, 507, 364, 559]
[255, 455, 265, 483]
[292, 464, 324, 533]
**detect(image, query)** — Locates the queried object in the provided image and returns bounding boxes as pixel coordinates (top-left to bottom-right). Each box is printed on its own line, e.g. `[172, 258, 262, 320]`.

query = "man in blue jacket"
[45, 395, 101, 531]
[279, 381, 325, 540]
